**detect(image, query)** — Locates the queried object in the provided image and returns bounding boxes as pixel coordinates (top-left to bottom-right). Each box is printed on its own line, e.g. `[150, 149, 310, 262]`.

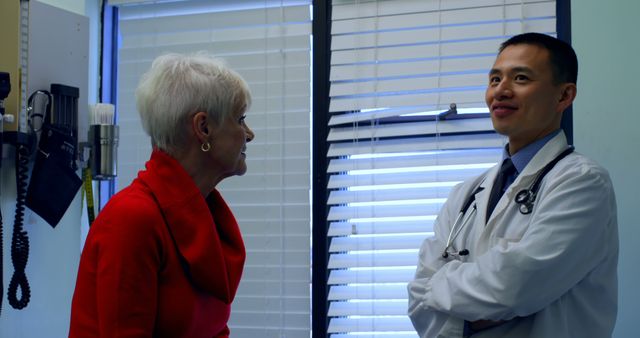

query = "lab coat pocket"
[494, 236, 522, 251]
[490, 212, 528, 249]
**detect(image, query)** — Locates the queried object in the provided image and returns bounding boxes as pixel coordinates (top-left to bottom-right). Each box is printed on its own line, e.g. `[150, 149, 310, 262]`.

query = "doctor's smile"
[489, 102, 518, 118]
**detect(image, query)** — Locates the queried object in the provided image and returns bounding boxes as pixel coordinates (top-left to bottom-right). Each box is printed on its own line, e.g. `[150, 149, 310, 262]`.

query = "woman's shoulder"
[82, 180, 170, 274]
[92, 179, 166, 234]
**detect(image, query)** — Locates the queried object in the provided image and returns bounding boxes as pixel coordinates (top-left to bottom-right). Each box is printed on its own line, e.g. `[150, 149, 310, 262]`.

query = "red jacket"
[69, 150, 246, 337]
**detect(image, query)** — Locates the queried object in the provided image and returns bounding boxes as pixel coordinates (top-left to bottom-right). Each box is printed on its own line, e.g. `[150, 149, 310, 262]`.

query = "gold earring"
[201, 142, 211, 152]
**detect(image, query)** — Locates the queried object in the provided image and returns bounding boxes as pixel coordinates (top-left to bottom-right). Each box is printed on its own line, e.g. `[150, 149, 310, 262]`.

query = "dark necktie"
[486, 158, 516, 222]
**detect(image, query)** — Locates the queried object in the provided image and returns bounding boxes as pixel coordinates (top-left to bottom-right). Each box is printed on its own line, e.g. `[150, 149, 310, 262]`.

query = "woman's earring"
[201, 142, 211, 152]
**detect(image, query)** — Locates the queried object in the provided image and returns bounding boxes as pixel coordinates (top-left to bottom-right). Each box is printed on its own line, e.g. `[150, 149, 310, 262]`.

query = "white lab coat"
[407, 131, 618, 338]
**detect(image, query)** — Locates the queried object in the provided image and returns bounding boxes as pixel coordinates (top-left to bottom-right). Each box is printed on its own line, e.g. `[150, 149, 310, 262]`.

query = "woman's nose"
[245, 125, 255, 142]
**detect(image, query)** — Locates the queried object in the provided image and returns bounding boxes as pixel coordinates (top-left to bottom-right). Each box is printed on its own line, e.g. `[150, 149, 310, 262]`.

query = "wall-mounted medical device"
[25, 84, 82, 228]
[0, 71, 10, 316]
[0, 0, 90, 318]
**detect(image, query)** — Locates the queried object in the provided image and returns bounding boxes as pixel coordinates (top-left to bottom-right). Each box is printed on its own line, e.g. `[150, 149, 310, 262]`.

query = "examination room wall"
[572, 1, 640, 337]
[0, 1, 637, 337]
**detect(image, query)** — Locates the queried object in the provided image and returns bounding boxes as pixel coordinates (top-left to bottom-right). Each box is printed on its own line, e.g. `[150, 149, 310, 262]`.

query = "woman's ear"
[192, 111, 210, 141]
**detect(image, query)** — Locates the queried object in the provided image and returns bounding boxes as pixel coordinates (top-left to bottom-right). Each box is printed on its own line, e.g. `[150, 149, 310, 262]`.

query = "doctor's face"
[485, 43, 573, 154]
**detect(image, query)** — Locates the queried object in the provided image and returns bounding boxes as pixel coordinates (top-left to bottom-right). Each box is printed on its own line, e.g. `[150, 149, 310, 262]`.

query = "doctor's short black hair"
[499, 32, 578, 85]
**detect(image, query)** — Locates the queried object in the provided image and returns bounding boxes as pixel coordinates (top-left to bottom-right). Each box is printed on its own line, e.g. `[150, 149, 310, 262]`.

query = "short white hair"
[135, 52, 251, 154]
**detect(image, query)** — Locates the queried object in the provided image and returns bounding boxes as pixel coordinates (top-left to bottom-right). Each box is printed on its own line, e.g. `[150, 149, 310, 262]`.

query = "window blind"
[326, 0, 556, 336]
[113, 1, 312, 337]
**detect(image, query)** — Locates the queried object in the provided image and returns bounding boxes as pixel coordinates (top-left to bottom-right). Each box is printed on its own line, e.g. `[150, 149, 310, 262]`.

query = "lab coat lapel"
[477, 132, 569, 252]
[472, 164, 499, 256]
[475, 167, 496, 227]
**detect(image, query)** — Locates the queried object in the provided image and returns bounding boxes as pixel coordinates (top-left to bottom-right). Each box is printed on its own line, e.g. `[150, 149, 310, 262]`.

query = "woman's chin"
[234, 164, 248, 176]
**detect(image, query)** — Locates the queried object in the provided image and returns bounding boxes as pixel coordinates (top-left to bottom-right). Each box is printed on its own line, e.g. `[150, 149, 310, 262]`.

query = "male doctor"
[407, 32, 618, 337]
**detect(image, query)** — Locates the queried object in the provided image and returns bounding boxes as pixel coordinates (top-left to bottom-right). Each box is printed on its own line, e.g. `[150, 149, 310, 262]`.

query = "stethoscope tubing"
[514, 146, 574, 215]
[441, 146, 574, 260]
[442, 185, 483, 258]
[442, 205, 477, 257]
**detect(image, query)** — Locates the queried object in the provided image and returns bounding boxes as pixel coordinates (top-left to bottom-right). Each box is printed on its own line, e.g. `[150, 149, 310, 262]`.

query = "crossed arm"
[408, 166, 614, 335]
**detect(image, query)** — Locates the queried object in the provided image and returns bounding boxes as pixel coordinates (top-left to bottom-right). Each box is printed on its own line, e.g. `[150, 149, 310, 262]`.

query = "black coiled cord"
[8, 144, 31, 309]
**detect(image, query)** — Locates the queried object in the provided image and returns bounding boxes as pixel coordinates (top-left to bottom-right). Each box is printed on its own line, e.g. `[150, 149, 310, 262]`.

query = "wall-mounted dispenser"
[88, 103, 118, 180]
[81, 103, 118, 227]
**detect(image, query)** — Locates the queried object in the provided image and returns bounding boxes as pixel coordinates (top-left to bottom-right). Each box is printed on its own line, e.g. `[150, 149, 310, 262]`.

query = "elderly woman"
[69, 52, 255, 338]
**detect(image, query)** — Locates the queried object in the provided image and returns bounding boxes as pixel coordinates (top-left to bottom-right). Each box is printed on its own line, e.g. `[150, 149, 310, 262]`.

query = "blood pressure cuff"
[26, 124, 82, 228]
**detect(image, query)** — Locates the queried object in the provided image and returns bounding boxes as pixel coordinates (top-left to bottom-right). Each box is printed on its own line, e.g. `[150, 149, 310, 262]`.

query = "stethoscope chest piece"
[513, 146, 575, 215]
[515, 189, 535, 214]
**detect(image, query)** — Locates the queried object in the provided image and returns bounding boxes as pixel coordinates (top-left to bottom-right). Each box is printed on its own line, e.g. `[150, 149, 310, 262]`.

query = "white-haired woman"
[69, 52, 255, 338]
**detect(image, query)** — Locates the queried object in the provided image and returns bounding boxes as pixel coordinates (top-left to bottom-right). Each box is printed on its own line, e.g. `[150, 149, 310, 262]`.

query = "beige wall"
[572, 1, 640, 337]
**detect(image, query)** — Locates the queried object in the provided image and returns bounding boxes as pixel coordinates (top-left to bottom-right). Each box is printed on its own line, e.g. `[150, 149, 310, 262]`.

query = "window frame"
[104, 1, 314, 336]
[310, 1, 573, 337]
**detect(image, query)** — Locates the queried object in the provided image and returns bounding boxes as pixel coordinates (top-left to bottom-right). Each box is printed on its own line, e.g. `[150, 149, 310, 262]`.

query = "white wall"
[572, 1, 640, 337]
[37, 0, 85, 15]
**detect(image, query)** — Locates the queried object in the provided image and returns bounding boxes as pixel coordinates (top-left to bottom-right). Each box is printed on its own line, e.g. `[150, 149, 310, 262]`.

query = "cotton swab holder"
[88, 103, 119, 180]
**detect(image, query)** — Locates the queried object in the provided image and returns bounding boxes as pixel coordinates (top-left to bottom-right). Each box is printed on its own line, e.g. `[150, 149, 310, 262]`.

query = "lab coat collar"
[507, 129, 561, 175]
[482, 131, 570, 226]
[515, 131, 570, 179]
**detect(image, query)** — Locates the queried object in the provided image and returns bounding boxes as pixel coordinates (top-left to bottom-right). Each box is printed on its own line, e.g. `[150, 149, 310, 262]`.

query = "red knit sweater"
[69, 150, 246, 337]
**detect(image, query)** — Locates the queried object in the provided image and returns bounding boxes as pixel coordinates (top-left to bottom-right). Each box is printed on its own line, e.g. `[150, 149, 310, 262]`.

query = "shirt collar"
[502, 129, 561, 174]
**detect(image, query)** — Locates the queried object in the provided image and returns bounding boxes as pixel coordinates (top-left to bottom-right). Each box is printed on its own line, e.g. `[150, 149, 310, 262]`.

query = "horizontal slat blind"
[115, 1, 311, 337]
[330, 0, 556, 115]
[326, 0, 555, 336]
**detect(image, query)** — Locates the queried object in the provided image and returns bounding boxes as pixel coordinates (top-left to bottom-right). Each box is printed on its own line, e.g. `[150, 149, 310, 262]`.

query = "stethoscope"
[441, 146, 575, 259]
[441, 185, 483, 259]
